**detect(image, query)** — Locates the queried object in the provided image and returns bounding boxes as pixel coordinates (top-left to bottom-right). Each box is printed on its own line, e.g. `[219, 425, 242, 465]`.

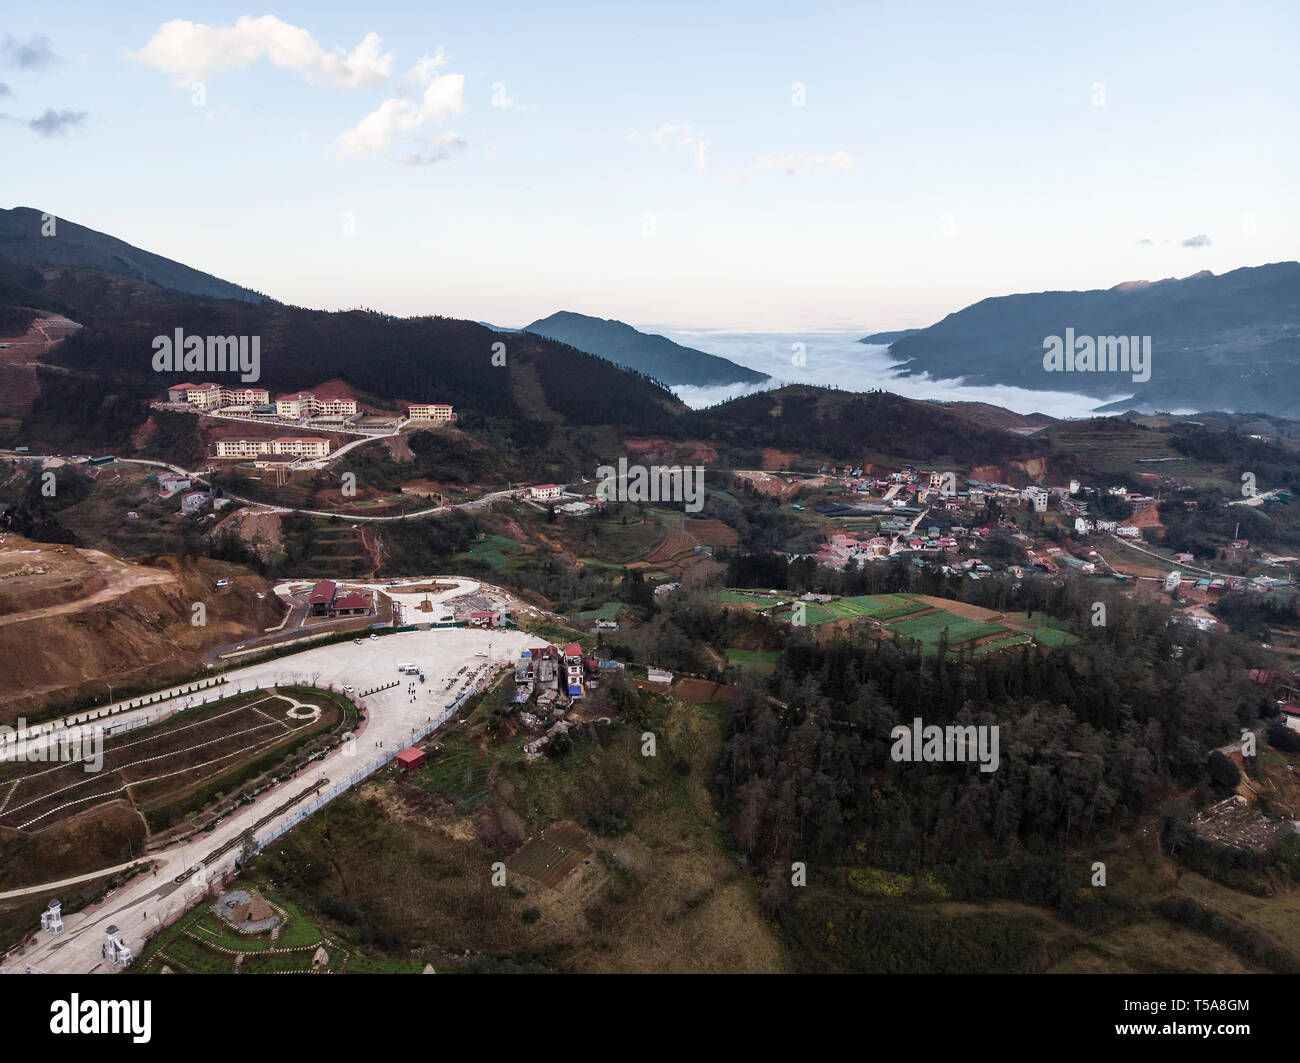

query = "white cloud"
[336, 57, 465, 161]
[651, 123, 709, 172]
[750, 150, 856, 175]
[652, 123, 691, 149]
[130, 15, 391, 88]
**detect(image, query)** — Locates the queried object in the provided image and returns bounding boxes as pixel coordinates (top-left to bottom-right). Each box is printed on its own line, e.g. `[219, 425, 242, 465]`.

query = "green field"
[718, 589, 782, 605]
[888, 613, 1007, 652]
[464, 535, 522, 571]
[797, 594, 929, 626]
[1028, 626, 1080, 648]
[727, 649, 782, 676]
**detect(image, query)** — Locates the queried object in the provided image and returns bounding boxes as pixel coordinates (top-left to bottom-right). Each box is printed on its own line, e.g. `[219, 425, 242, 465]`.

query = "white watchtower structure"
[40, 899, 63, 935]
[102, 925, 132, 968]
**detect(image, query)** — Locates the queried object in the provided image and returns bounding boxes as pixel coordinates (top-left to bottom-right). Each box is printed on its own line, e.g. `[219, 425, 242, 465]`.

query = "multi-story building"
[276, 392, 358, 419]
[271, 437, 331, 458]
[528, 483, 564, 501]
[215, 439, 264, 459]
[215, 437, 330, 459]
[408, 403, 456, 421]
[563, 642, 586, 698]
[185, 383, 225, 410]
[167, 383, 270, 408]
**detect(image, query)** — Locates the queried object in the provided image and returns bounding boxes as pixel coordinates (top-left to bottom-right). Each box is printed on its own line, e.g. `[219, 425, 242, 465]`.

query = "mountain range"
[863, 263, 1300, 417]
[523, 311, 769, 388]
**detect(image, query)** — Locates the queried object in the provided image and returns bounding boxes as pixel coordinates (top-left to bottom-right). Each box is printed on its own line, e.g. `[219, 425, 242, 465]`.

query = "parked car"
[369, 633, 379, 640]
[343, 685, 354, 692]
[354, 638, 363, 645]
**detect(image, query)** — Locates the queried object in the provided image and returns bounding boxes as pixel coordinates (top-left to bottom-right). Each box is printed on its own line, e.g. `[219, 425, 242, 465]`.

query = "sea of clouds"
[654, 328, 1137, 418]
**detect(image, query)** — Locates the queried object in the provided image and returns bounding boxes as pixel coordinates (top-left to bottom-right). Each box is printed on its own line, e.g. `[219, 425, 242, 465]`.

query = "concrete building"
[528, 483, 564, 501]
[271, 437, 330, 458]
[276, 392, 358, 419]
[157, 472, 192, 497]
[180, 490, 211, 514]
[407, 404, 456, 421]
[41, 899, 63, 935]
[215, 437, 330, 460]
[1023, 487, 1049, 513]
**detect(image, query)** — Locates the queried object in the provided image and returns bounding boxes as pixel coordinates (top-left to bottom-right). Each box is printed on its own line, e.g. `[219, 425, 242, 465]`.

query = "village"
[783, 462, 1298, 624]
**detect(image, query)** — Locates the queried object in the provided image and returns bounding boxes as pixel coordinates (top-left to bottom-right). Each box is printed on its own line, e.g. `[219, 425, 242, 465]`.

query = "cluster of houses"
[166, 383, 358, 421]
[513, 643, 625, 703]
[164, 384, 455, 428]
[519, 482, 599, 515]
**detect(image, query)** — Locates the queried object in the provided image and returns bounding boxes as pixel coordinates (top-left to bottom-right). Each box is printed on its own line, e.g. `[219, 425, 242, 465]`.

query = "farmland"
[719, 589, 1080, 659]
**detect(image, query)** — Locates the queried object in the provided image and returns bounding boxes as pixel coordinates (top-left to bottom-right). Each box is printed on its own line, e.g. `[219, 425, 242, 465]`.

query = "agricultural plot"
[407, 744, 494, 813]
[726, 649, 781, 675]
[717, 589, 782, 607]
[888, 612, 1007, 652]
[508, 819, 592, 888]
[797, 594, 928, 626]
[464, 535, 523, 571]
[1027, 626, 1080, 648]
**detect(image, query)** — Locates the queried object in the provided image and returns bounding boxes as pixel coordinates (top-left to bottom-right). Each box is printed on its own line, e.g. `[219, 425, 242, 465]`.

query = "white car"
[343, 685, 354, 692]
[354, 638, 363, 645]
[369, 634, 379, 641]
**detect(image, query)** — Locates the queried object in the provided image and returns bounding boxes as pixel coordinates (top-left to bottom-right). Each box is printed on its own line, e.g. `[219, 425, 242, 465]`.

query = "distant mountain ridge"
[0, 206, 272, 306]
[524, 310, 769, 388]
[861, 263, 1300, 417]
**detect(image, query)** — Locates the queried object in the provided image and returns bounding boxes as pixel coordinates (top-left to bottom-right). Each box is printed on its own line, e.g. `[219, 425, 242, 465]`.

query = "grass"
[464, 535, 522, 571]
[887, 613, 1007, 652]
[575, 602, 622, 621]
[726, 649, 781, 676]
[137, 888, 339, 975]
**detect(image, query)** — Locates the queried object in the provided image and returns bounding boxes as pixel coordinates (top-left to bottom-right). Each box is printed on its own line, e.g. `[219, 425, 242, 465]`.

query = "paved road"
[113, 458, 516, 522]
[0, 624, 537, 974]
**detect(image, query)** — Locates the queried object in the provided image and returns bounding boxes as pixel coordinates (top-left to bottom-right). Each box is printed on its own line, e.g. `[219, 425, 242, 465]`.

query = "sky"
[1, 1, 1297, 332]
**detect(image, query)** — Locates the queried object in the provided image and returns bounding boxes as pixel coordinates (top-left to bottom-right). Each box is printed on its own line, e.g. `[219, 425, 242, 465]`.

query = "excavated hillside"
[0, 535, 281, 721]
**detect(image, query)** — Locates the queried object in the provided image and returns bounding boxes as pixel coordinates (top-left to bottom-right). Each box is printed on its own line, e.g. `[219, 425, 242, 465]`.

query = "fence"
[250, 683, 482, 855]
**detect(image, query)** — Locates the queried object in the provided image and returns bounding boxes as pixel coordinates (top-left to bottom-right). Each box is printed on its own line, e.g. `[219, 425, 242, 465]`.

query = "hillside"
[524, 310, 769, 388]
[0, 206, 272, 306]
[11, 300, 686, 464]
[689, 385, 1043, 467]
[0, 535, 282, 720]
[869, 263, 1300, 417]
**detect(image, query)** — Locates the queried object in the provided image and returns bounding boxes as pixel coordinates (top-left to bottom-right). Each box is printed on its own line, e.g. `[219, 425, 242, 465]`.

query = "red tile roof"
[333, 592, 370, 610]
[308, 580, 336, 605]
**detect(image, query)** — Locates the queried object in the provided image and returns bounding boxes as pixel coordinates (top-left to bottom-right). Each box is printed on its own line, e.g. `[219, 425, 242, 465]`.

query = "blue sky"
[2, 1, 1297, 331]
